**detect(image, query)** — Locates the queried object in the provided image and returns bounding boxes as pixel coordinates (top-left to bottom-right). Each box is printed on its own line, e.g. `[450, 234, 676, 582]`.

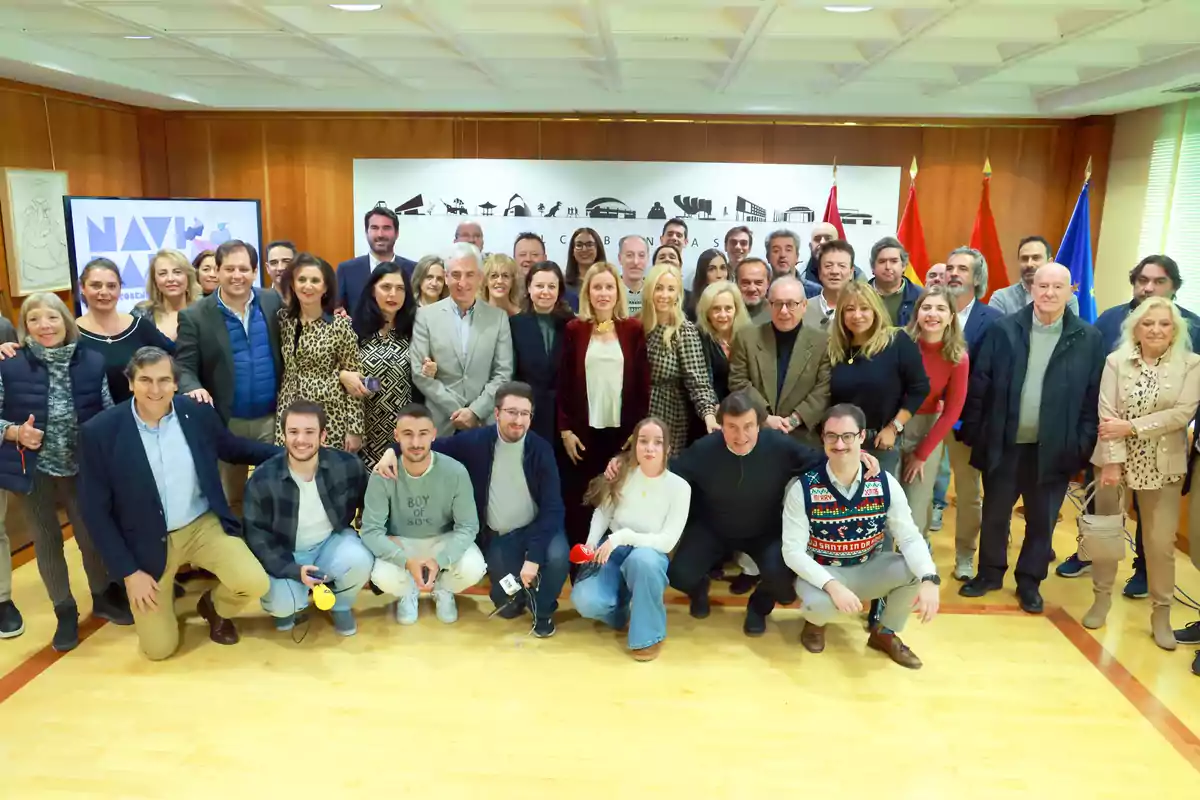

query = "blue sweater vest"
[799, 468, 890, 566]
[220, 294, 277, 420]
[0, 347, 107, 494]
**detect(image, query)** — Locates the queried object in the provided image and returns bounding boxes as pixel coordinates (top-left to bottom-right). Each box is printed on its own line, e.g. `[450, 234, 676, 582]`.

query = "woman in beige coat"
[1088, 296, 1200, 649]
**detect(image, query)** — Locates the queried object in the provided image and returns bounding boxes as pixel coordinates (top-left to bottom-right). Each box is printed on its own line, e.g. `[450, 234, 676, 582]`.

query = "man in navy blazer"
[337, 206, 417, 314]
[374, 382, 568, 638]
[942, 247, 1004, 581]
[79, 347, 281, 660]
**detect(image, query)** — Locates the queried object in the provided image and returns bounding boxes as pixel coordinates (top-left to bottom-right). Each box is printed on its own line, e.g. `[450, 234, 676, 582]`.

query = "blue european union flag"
[1058, 181, 1096, 323]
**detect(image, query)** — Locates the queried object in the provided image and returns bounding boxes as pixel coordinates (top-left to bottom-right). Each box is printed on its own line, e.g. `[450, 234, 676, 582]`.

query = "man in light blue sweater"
[361, 404, 484, 625]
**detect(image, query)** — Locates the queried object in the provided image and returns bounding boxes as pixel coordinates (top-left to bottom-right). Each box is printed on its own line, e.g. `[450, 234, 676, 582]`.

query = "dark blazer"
[175, 289, 284, 422]
[698, 331, 732, 401]
[871, 277, 923, 326]
[510, 312, 569, 445]
[1095, 300, 1200, 355]
[78, 396, 282, 581]
[427, 425, 564, 563]
[962, 299, 1004, 359]
[960, 305, 1104, 483]
[556, 317, 650, 438]
[336, 255, 417, 313]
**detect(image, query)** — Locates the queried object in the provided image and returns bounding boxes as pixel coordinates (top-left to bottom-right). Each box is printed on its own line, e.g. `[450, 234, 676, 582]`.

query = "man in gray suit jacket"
[411, 243, 514, 435]
[176, 239, 284, 509]
[728, 277, 831, 443]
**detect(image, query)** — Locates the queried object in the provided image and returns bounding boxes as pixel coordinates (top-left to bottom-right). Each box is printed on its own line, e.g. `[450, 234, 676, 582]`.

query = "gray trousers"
[796, 552, 920, 633]
[899, 413, 943, 543]
[22, 473, 112, 607]
[946, 437, 983, 559]
[0, 491, 10, 602]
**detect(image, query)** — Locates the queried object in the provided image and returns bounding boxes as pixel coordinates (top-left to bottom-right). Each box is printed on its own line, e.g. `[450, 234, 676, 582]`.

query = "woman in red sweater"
[899, 285, 969, 543]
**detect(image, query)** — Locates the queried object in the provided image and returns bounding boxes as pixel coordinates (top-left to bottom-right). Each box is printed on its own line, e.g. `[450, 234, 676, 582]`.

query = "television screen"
[63, 196, 263, 314]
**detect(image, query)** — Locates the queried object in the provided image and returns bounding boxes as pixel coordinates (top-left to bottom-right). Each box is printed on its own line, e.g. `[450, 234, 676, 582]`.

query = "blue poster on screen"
[63, 197, 262, 313]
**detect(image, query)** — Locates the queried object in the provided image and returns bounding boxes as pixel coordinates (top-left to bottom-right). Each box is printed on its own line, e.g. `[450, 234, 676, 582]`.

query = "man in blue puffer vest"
[176, 240, 283, 511]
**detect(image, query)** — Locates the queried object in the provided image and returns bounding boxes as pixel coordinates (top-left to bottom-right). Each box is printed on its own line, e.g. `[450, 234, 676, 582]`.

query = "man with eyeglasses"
[729, 276, 831, 444]
[372, 382, 567, 638]
[782, 403, 940, 668]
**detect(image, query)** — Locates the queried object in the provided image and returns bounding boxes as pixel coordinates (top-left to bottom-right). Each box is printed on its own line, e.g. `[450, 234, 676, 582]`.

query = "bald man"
[957, 263, 1103, 613]
[802, 222, 839, 283]
[454, 222, 485, 253]
[924, 263, 946, 287]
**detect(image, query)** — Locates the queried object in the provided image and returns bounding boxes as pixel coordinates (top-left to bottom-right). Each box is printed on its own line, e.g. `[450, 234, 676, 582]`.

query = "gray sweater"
[360, 452, 479, 568]
[1016, 313, 1064, 443]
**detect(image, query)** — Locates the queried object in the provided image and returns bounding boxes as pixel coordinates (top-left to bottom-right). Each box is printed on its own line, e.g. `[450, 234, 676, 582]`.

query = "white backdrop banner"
[352, 159, 901, 284]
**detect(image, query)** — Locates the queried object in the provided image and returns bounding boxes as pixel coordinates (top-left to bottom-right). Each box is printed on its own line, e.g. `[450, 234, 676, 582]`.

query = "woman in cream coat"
[1088, 297, 1200, 650]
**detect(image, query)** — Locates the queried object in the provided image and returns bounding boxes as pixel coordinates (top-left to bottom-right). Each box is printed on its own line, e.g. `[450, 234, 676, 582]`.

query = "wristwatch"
[891, 419, 905, 434]
[920, 574, 941, 586]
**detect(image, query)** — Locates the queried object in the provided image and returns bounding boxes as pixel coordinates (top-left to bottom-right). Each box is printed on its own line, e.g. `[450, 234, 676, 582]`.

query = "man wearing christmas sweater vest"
[782, 403, 941, 668]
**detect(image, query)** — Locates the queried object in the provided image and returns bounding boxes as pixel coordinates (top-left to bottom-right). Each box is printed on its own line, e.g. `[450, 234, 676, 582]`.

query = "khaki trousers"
[219, 415, 274, 514]
[131, 513, 269, 661]
[1093, 482, 1182, 608]
[947, 437, 983, 559]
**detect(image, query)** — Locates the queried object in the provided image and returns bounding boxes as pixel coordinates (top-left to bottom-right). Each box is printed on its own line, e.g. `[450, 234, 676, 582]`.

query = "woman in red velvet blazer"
[557, 261, 651, 547]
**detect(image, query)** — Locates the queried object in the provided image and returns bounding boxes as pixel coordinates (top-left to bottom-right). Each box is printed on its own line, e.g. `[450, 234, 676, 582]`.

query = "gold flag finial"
[1085, 156, 1093, 182]
[983, 158, 992, 176]
[832, 157, 838, 185]
[909, 157, 918, 180]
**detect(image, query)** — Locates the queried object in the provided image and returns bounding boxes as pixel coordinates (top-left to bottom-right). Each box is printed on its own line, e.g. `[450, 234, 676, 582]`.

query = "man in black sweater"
[665, 390, 879, 636]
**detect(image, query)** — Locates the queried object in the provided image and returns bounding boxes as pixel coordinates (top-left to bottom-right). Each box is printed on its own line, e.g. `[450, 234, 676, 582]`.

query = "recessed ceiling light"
[329, 3, 382, 10]
[824, 5, 874, 12]
[124, 35, 154, 40]
[35, 62, 73, 74]
[171, 93, 200, 104]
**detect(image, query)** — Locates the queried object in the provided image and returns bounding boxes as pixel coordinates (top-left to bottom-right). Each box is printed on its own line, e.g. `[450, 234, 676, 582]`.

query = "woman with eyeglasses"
[481, 253, 522, 317]
[828, 280, 930, 479]
[563, 227, 606, 312]
[557, 262, 650, 547]
[510, 261, 574, 446]
[353, 262, 417, 469]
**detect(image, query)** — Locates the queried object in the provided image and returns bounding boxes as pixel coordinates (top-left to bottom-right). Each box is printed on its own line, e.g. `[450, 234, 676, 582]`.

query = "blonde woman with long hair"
[694, 279, 749, 402]
[480, 253, 522, 316]
[557, 261, 650, 547]
[899, 285, 969, 545]
[1088, 296, 1200, 648]
[828, 280, 930, 479]
[572, 417, 691, 662]
[134, 249, 202, 341]
[640, 263, 718, 451]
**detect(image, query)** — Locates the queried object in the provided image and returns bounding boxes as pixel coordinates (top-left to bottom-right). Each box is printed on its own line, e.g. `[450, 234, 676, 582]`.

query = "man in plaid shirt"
[243, 399, 374, 636]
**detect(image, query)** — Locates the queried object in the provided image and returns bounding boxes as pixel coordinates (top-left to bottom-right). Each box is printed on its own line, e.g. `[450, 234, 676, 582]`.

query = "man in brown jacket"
[729, 276, 831, 445]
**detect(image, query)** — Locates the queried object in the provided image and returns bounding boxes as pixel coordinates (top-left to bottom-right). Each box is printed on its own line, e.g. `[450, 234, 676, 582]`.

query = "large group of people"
[0, 205, 1197, 678]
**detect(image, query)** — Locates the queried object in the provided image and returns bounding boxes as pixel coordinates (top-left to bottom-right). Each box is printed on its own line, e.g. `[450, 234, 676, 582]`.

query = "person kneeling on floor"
[361, 404, 485, 624]
[572, 417, 690, 661]
[244, 399, 375, 637]
[782, 403, 940, 669]
[79, 347, 278, 660]
[374, 382, 568, 638]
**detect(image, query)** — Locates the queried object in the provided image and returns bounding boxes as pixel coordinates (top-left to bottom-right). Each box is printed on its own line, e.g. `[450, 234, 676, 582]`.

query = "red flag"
[897, 159, 928, 286]
[970, 160, 1009, 303]
[823, 182, 845, 240]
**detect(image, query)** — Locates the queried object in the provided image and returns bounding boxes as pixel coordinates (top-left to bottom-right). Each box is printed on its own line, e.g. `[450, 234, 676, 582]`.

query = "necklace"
[595, 319, 615, 334]
[847, 345, 863, 365]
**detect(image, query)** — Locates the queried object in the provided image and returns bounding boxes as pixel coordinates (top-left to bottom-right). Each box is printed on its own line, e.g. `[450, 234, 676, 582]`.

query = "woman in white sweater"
[571, 417, 691, 662]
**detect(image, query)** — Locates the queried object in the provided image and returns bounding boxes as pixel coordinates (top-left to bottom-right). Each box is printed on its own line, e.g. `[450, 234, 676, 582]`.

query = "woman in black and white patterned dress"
[640, 263, 719, 452]
[352, 262, 417, 469]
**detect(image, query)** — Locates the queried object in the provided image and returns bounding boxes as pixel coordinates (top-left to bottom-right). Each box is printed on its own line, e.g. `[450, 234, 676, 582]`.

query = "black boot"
[52, 601, 80, 652]
[0, 600, 24, 639]
[92, 583, 134, 626]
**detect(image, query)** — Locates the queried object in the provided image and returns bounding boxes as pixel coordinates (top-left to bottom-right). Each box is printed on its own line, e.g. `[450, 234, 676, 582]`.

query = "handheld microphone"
[569, 544, 596, 564]
[312, 583, 335, 611]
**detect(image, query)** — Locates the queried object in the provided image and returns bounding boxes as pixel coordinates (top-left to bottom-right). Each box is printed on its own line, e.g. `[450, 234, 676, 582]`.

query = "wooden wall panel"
[136, 110, 170, 197]
[162, 116, 211, 198]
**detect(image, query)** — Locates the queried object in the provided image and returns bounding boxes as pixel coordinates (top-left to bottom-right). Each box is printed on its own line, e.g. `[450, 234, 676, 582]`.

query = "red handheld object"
[569, 544, 596, 564]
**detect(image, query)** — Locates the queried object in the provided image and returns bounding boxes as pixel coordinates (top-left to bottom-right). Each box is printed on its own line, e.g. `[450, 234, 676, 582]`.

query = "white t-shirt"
[292, 469, 334, 552]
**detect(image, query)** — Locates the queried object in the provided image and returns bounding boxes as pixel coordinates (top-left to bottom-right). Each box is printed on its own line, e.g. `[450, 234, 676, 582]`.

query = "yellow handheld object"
[312, 583, 335, 611]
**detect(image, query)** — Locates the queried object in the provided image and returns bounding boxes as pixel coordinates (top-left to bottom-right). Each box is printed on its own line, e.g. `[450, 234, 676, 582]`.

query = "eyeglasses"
[770, 300, 802, 311]
[500, 408, 532, 420]
[574, 241, 597, 250]
[821, 432, 862, 445]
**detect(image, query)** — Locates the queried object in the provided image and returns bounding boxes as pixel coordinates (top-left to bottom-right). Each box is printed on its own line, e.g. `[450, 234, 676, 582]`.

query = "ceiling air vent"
[1165, 83, 1200, 94]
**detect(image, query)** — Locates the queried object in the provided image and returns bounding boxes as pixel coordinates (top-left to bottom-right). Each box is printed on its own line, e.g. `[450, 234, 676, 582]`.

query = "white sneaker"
[953, 555, 976, 581]
[432, 588, 458, 624]
[395, 586, 419, 625]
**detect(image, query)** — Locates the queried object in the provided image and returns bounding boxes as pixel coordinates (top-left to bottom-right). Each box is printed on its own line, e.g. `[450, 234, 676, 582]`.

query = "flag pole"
[910, 156, 918, 181]
[832, 156, 838, 186]
[983, 157, 992, 177]
[1084, 156, 1092, 184]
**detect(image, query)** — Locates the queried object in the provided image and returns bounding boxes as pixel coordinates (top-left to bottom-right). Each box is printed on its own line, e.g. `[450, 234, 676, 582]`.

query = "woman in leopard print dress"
[275, 254, 365, 451]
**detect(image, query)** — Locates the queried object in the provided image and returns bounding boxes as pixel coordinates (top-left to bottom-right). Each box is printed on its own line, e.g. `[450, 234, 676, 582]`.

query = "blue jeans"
[261, 531, 374, 617]
[486, 527, 569, 622]
[933, 446, 950, 508]
[572, 545, 669, 650]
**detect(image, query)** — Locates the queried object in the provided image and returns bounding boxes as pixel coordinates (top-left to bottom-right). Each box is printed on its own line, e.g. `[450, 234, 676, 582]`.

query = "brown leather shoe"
[867, 629, 922, 669]
[632, 641, 663, 661]
[196, 590, 240, 646]
[800, 621, 826, 653]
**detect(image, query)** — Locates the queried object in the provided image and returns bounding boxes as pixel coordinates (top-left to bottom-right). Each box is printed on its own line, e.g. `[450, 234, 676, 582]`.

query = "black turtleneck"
[774, 324, 800, 400]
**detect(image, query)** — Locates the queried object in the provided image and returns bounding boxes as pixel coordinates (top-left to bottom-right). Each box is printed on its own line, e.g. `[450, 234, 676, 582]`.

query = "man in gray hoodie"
[361, 404, 484, 625]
